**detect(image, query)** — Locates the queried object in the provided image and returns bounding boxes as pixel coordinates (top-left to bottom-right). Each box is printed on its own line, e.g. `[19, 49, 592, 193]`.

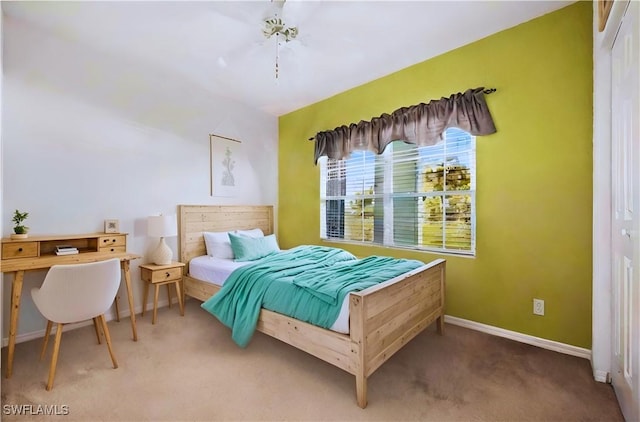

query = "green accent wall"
[278, 2, 593, 348]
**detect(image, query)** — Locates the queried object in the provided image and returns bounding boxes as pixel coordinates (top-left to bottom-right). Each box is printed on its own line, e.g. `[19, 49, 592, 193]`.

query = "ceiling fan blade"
[217, 38, 269, 69]
[279, 0, 322, 27]
[208, 1, 273, 26]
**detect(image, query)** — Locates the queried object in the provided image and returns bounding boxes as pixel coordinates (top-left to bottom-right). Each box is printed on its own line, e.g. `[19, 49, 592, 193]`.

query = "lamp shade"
[147, 215, 177, 238]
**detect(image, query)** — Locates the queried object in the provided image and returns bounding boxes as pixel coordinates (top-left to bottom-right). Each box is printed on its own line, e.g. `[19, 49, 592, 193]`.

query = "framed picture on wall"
[210, 134, 243, 197]
[104, 219, 120, 233]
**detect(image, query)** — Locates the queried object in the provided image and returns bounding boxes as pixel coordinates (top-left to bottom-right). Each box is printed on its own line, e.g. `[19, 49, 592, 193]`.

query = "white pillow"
[237, 228, 264, 238]
[203, 231, 234, 259]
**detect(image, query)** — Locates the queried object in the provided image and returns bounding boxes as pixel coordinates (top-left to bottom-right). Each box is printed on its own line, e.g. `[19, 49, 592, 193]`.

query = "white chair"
[31, 258, 121, 390]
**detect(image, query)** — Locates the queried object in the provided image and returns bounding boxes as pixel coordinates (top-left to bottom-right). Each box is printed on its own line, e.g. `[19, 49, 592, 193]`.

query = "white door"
[611, 2, 640, 421]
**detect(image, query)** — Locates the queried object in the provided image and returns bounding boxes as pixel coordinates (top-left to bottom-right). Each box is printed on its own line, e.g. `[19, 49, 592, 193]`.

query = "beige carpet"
[2, 299, 623, 421]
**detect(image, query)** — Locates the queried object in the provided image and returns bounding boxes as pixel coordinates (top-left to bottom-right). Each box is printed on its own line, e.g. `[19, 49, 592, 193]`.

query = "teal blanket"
[201, 245, 423, 347]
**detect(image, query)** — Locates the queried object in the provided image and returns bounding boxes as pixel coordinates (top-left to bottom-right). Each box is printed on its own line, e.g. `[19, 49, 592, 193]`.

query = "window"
[320, 127, 476, 255]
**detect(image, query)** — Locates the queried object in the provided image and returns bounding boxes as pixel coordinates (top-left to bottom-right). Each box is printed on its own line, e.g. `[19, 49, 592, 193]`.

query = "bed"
[178, 204, 446, 408]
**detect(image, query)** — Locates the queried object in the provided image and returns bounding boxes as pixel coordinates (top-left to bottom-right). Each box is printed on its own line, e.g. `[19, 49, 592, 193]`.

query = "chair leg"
[93, 317, 102, 344]
[99, 314, 118, 369]
[40, 320, 53, 360]
[46, 323, 64, 391]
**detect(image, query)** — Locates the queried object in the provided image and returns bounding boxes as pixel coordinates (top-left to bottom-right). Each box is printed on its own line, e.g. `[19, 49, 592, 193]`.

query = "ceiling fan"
[261, 1, 299, 78]
[262, 1, 298, 41]
[212, 0, 321, 79]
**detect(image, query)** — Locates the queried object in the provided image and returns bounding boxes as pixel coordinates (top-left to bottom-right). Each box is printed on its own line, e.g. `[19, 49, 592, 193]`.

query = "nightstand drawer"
[98, 235, 126, 249]
[2, 242, 39, 259]
[141, 266, 182, 283]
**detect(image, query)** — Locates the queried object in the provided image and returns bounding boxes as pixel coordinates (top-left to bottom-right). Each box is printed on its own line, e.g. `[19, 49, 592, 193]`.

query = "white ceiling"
[2, 1, 575, 116]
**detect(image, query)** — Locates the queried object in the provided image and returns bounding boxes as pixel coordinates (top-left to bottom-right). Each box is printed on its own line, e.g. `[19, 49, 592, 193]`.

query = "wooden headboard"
[178, 205, 274, 269]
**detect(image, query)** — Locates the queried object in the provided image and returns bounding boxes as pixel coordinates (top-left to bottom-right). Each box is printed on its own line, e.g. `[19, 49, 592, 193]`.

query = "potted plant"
[11, 209, 29, 239]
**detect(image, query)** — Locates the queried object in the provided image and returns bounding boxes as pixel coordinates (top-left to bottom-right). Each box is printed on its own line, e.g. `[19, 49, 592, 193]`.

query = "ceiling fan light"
[263, 17, 284, 38]
[281, 26, 298, 42]
[263, 17, 297, 42]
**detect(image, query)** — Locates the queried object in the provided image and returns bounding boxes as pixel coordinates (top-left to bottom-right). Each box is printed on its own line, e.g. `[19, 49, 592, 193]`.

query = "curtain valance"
[312, 87, 497, 164]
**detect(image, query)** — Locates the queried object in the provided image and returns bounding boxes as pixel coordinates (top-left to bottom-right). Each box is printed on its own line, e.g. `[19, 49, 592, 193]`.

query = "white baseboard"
[444, 315, 592, 360]
[593, 369, 610, 383]
[2, 298, 174, 347]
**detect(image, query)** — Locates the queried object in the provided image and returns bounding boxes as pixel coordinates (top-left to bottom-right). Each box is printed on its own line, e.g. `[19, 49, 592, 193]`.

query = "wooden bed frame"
[178, 205, 446, 408]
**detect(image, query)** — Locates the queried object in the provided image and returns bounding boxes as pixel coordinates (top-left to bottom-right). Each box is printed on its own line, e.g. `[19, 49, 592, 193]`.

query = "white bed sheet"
[189, 255, 350, 334]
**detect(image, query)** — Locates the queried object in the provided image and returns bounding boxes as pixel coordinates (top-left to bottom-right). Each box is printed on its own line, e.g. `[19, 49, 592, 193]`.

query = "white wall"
[1, 15, 278, 342]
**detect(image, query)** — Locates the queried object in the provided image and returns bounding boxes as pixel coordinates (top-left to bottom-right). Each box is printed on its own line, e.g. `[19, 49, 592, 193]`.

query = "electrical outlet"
[533, 298, 545, 316]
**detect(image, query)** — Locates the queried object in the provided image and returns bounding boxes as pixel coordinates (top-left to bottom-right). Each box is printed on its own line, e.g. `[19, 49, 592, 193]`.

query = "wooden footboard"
[178, 205, 446, 408]
[183, 260, 445, 408]
[350, 259, 445, 407]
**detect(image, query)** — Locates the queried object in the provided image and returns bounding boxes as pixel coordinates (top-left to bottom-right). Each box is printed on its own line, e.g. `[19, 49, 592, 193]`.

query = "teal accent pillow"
[228, 233, 280, 262]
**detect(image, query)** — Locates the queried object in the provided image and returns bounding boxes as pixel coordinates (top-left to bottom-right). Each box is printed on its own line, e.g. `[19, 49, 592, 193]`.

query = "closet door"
[611, 2, 640, 421]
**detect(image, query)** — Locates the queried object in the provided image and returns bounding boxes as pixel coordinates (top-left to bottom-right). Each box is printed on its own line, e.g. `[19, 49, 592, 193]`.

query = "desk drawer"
[98, 235, 126, 249]
[2, 242, 39, 259]
[99, 246, 126, 254]
[141, 267, 183, 283]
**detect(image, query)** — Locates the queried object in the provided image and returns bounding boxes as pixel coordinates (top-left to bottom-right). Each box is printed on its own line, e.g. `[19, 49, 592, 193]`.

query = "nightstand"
[140, 262, 186, 324]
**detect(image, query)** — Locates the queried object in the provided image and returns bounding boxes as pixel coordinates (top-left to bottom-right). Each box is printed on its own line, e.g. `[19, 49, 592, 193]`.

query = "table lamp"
[147, 214, 177, 265]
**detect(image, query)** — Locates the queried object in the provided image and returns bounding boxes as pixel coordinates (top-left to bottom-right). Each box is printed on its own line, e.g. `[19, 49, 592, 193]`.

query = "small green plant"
[12, 209, 29, 234]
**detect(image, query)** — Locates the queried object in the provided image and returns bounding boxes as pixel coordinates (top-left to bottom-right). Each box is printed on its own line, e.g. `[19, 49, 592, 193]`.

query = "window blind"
[320, 127, 476, 255]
